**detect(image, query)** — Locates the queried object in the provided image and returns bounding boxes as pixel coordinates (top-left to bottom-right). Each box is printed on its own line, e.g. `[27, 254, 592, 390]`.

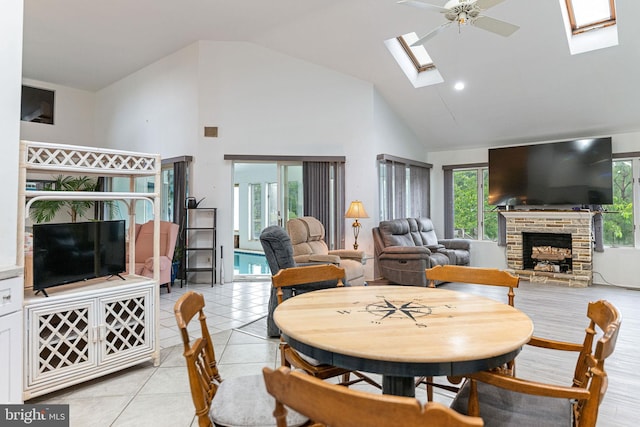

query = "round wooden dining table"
[274, 285, 534, 397]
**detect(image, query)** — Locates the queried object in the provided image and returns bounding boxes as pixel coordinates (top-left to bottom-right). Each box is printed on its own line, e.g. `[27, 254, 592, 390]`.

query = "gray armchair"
[260, 226, 339, 337]
[372, 217, 471, 287]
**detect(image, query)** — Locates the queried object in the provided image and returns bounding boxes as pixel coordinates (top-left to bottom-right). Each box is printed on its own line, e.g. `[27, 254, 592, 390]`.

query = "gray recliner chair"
[287, 216, 365, 287]
[372, 217, 471, 287]
[260, 225, 339, 337]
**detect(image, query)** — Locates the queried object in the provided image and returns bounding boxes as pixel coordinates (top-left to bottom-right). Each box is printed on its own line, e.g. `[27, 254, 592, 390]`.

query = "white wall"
[93, 41, 423, 281]
[1, 0, 22, 268]
[20, 79, 98, 228]
[363, 89, 429, 249]
[1, 0, 24, 405]
[427, 132, 640, 288]
[94, 43, 200, 157]
[20, 79, 95, 146]
[194, 40, 374, 267]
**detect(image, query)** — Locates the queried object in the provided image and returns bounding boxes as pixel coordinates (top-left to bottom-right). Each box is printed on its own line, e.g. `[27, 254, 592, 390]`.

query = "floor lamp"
[345, 200, 369, 250]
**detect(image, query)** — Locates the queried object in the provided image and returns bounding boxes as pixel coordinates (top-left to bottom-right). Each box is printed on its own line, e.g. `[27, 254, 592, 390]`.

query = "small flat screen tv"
[33, 220, 126, 293]
[488, 137, 613, 206]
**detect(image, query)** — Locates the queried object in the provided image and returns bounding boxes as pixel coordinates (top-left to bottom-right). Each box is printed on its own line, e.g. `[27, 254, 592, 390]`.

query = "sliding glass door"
[233, 161, 303, 279]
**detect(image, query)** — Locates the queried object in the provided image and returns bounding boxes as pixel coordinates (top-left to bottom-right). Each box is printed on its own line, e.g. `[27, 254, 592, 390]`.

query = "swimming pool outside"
[234, 250, 270, 275]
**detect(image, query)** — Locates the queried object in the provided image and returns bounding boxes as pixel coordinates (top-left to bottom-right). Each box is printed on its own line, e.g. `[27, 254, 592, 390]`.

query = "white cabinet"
[0, 274, 22, 317]
[0, 274, 23, 403]
[0, 311, 22, 402]
[23, 278, 155, 399]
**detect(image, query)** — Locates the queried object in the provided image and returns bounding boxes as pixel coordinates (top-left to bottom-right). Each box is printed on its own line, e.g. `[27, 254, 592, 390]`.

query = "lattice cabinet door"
[26, 300, 97, 387]
[23, 281, 157, 399]
[98, 286, 153, 363]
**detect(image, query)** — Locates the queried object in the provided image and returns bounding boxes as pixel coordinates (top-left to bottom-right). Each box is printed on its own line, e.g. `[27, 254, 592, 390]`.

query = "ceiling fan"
[398, 0, 519, 46]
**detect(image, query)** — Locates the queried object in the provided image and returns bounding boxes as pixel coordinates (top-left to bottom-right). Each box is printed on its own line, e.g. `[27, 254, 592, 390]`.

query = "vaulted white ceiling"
[21, 0, 640, 151]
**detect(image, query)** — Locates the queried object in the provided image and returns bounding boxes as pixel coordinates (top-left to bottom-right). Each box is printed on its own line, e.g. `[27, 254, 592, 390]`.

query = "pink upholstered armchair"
[132, 220, 179, 292]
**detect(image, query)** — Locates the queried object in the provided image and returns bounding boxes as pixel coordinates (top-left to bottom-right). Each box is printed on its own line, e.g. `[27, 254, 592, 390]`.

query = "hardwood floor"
[439, 280, 639, 427]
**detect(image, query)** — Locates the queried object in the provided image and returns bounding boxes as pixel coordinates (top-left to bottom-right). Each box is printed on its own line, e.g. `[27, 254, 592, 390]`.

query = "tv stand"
[18, 141, 162, 400]
[108, 273, 127, 281]
[22, 276, 156, 400]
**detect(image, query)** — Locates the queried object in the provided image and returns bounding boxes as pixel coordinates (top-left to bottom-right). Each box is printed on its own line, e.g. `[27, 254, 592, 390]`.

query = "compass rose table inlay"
[274, 285, 533, 397]
[363, 297, 451, 327]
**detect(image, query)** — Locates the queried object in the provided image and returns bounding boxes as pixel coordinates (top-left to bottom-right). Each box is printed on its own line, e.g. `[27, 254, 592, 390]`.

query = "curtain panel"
[409, 164, 430, 219]
[443, 168, 454, 239]
[303, 161, 346, 250]
[377, 154, 432, 221]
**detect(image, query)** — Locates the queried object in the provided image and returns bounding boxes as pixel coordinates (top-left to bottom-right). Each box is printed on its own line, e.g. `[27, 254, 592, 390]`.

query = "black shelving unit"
[181, 207, 217, 287]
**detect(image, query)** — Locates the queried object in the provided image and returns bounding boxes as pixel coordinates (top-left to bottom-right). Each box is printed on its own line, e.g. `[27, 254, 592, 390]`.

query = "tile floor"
[30, 281, 428, 426]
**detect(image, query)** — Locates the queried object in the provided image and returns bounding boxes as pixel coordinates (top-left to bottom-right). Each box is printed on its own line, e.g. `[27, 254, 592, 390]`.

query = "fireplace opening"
[522, 232, 572, 273]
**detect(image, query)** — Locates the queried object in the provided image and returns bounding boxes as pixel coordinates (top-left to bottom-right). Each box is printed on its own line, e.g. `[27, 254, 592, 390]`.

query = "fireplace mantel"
[502, 210, 593, 287]
[501, 210, 593, 220]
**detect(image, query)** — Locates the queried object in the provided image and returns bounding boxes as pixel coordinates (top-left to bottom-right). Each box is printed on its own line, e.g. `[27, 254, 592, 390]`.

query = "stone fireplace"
[502, 211, 593, 287]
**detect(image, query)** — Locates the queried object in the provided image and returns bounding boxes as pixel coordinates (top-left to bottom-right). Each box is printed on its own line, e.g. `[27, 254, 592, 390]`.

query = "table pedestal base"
[382, 376, 415, 397]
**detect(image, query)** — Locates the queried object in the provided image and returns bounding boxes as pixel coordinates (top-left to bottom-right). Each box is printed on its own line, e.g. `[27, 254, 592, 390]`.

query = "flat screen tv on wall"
[488, 137, 613, 207]
[33, 220, 126, 295]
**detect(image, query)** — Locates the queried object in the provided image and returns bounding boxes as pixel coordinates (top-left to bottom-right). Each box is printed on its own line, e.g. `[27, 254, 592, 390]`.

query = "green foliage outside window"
[250, 183, 262, 240]
[453, 170, 478, 239]
[603, 160, 634, 246]
[288, 181, 299, 219]
[452, 168, 502, 242]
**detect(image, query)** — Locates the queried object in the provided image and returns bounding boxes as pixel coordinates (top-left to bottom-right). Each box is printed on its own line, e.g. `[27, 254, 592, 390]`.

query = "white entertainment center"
[18, 141, 162, 400]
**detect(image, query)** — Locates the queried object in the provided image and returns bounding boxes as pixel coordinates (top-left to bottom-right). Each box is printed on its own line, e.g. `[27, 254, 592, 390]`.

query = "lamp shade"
[345, 201, 369, 219]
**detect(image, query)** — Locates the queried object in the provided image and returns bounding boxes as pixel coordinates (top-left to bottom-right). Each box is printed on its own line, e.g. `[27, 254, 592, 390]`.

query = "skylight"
[397, 34, 435, 73]
[384, 32, 443, 88]
[566, 0, 616, 34]
[560, 0, 618, 55]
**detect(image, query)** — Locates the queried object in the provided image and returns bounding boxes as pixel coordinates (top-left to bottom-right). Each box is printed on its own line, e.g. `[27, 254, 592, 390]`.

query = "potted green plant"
[30, 175, 117, 223]
[171, 244, 184, 284]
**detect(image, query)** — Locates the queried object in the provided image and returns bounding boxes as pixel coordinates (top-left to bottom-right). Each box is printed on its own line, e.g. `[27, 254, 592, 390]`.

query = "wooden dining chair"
[418, 265, 520, 400]
[271, 264, 380, 389]
[263, 366, 484, 427]
[425, 265, 519, 304]
[450, 299, 621, 427]
[174, 291, 308, 427]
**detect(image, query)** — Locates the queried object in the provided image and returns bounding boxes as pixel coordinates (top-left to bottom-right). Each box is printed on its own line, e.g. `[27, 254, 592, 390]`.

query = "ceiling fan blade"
[475, 0, 509, 10]
[397, 0, 449, 13]
[473, 15, 519, 36]
[411, 22, 453, 46]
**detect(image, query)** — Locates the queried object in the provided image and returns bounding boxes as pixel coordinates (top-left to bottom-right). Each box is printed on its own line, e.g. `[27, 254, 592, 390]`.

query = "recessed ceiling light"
[454, 82, 465, 91]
